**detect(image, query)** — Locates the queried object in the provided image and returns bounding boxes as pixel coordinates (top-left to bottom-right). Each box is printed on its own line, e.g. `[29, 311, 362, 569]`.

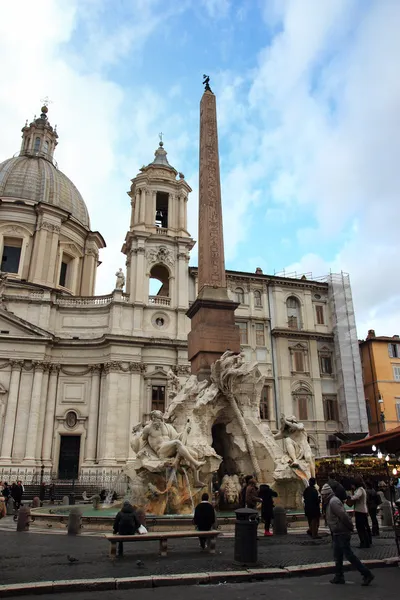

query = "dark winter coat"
[194, 501, 216, 531]
[259, 485, 278, 518]
[113, 504, 140, 535]
[303, 485, 321, 518]
[245, 484, 260, 509]
[11, 484, 22, 502]
[327, 478, 348, 503]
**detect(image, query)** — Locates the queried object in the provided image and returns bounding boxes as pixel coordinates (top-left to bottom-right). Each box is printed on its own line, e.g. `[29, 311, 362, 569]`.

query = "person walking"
[2, 482, 11, 507]
[259, 484, 277, 536]
[327, 472, 348, 502]
[245, 478, 261, 509]
[240, 475, 253, 508]
[321, 484, 374, 586]
[350, 476, 372, 548]
[113, 501, 140, 557]
[193, 492, 216, 549]
[366, 480, 380, 536]
[303, 477, 321, 539]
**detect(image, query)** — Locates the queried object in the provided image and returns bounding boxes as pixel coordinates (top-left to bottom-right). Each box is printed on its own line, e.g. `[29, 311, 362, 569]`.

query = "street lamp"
[378, 395, 385, 431]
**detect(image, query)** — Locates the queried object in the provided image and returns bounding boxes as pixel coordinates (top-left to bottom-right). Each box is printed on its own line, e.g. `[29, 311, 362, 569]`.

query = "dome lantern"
[20, 101, 58, 163]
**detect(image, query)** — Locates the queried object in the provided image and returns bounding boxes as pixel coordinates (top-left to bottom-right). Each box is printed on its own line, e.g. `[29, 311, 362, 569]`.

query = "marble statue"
[218, 474, 241, 508]
[167, 369, 181, 401]
[133, 410, 205, 487]
[274, 414, 315, 479]
[115, 268, 125, 290]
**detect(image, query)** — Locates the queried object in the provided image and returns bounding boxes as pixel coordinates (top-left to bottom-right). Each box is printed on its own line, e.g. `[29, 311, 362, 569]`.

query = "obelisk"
[187, 76, 240, 379]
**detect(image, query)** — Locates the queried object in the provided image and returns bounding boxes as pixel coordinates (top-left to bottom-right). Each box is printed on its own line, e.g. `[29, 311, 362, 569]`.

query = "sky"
[0, 0, 399, 339]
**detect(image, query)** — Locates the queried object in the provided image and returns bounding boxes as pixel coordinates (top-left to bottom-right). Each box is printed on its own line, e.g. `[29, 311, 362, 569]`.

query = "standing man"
[303, 477, 321, 539]
[321, 484, 374, 586]
[193, 493, 216, 550]
[259, 484, 278, 536]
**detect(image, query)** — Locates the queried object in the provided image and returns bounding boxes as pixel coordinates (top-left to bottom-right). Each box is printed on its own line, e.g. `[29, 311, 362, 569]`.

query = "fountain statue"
[126, 351, 314, 514]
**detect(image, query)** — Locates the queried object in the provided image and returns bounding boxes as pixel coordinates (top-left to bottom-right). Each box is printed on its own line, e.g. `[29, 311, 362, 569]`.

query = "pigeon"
[67, 555, 79, 564]
[136, 559, 145, 568]
[46, 524, 52, 528]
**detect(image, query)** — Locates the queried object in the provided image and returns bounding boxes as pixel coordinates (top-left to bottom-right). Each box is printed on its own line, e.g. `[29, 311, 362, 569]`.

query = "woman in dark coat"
[303, 477, 321, 539]
[259, 484, 278, 536]
[11, 482, 23, 510]
[113, 501, 140, 556]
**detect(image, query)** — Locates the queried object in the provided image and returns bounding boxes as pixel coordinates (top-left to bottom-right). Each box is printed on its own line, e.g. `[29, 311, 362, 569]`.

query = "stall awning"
[340, 425, 400, 455]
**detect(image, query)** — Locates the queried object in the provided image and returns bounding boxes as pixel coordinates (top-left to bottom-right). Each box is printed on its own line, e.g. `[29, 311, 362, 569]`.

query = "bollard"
[31, 497, 40, 509]
[234, 508, 259, 565]
[17, 506, 31, 532]
[67, 507, 82, 535]
[6, 500, 14, 516]
[69, 493, 76, 506]
[273, 506, 287, 535]
[62, 496, 69, 505]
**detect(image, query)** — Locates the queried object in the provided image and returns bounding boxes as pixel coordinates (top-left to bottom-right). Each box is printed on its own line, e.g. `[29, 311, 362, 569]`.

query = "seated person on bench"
[193, 493, 216, 549]
[113, 501, 140, 556]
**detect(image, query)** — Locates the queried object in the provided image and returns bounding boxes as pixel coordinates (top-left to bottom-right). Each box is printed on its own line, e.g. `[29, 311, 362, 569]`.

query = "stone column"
[24, 363, 45, 462]
[0, 361, 23, 461]
[134, 246, 146, 303]
[83, 365, 101, 463]
[35, 365, 51, 459]
[178, 195, 185, 230]
[41, 365, 60, 463]
[140, 189, 146, 223]
[98, 363, 118, 465]
[134, 189, 141, 224]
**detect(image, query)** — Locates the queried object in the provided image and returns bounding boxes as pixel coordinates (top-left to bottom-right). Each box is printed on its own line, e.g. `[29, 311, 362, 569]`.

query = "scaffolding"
[327, 272, 368, 434]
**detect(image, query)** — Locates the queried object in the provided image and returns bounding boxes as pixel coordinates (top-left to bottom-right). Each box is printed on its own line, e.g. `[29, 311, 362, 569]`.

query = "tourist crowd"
[0, 480, 24, 515]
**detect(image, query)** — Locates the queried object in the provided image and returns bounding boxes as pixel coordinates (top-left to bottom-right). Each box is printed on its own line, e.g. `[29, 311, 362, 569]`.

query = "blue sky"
[1, 0, 399, 337]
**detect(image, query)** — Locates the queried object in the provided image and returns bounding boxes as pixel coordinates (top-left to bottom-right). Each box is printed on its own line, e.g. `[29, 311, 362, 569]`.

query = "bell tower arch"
[122, 141, 194, 340]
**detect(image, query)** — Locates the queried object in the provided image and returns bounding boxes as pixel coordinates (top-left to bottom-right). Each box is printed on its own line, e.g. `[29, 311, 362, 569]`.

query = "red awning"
[340, 425, 400, 455]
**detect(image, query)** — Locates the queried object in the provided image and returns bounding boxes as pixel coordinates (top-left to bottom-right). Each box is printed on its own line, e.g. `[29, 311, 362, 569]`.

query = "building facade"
[0, 108, 367, 482]
[360, 330, 400, 435]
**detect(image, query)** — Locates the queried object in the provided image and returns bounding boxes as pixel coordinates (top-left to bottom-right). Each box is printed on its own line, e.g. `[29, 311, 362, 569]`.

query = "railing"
[56, 294, 114, 307]
[15, 149, 59, 169]
[0, 469, 128, 494]
[148, 295, 171, 306]
[155, 227, 168, 235]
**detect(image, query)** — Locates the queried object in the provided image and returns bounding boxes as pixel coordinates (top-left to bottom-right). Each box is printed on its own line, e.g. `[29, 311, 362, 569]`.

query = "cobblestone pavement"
[14, 570, 400, 600]
[0, 516, 398, 585]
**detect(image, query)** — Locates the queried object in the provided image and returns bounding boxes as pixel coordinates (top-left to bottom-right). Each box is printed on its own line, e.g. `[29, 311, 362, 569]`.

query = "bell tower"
[122, 140, 194, 339]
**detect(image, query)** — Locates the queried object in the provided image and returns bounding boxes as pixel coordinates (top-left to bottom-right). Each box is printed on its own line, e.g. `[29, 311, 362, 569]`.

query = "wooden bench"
[105, 530, 220, 559]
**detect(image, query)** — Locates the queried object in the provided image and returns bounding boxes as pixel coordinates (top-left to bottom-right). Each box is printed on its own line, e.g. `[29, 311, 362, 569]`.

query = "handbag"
[138, 524, 148, 535]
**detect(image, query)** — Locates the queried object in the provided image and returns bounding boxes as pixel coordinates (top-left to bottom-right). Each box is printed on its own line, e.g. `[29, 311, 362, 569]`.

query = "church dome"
[0, 155, 90, 228]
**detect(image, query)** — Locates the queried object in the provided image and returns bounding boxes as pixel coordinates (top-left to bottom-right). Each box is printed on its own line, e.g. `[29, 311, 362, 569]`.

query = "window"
[326, 436, 340, 456]
[1, 237, 22, 273]
[255, 323, 265, 346]
[59, 261, 68, 287]
[43, 141, 49, 154]
[235, 287, 245, 304]
[254, 290, 262, 307]
[287, 296, 301, 329]
[260, 386, 269, 420]
[324, 395, 339, 421]
[389, 343, 400, 358]
[315, 305, 324, 325]
[366, 402, 372, 423]
[236, 322, 248, 344]
[396, 401, 400, 421]
[293, 350, 304, 372]
[151, 385, 165, 412]
[393, 366, 400, 381]
[297, 395, 308, 420]
[25, 136, 31, 150]
[320, 355, 333, 375]
[34, 137, 41, 152]
[59, 253, 74, 288]
[149, 264, 170, 298]
[155, 192, 169, 228]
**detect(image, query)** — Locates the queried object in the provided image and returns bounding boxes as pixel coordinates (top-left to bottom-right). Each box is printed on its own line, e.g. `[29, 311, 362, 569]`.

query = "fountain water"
[104, 471, 125, 504]
[181, 466, 195, 514]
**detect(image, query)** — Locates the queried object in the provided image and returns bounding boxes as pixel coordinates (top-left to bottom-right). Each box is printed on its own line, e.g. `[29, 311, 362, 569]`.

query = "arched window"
[43, 140, 49, 154]
[293, 387, 311, 421]
[149, 264, 170, 305]
[235, 287, 244, 304]
[25, 136, 31, 150]
[34, 137, 41, 152]
[287, 296, 301, 329]
[254, 290, 262, 307]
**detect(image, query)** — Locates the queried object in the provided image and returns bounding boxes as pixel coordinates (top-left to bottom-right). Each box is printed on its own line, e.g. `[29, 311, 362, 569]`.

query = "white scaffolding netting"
[327, 273, 368, 433]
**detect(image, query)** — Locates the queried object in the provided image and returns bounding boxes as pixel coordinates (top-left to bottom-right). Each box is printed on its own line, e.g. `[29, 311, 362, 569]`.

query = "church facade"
[0, 107, 367, 483]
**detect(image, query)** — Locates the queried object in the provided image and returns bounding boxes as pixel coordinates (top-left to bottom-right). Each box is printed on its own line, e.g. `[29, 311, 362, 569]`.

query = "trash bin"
[68, 507, 82, 535]
[234, 508, 259, 565]
[273, 506, 287, 535]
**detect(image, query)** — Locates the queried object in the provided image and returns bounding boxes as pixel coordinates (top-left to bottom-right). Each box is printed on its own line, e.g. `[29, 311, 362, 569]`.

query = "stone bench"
[105, 529, 220, 559]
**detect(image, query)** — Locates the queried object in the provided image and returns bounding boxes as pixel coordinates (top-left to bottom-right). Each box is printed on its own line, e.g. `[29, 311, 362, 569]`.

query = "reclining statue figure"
[137, 410, 205, 487]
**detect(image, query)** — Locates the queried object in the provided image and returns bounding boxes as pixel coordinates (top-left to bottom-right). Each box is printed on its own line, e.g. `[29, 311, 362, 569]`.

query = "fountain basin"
[30, 505, 311, 532]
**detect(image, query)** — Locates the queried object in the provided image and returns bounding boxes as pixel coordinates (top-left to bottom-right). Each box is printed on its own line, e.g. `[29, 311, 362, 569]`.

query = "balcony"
[155, 227, 168, 235]
[149, 295, 171, 306]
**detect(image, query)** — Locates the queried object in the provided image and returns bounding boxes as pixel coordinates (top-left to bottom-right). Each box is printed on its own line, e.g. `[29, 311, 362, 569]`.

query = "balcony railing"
[155, 227, 168, 235]
[148, 295, 171, 306]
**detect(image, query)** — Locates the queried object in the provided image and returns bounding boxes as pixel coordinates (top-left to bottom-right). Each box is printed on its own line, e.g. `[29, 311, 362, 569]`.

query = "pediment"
[144, 368, 168, 380]
[0, 310, 53, 339]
